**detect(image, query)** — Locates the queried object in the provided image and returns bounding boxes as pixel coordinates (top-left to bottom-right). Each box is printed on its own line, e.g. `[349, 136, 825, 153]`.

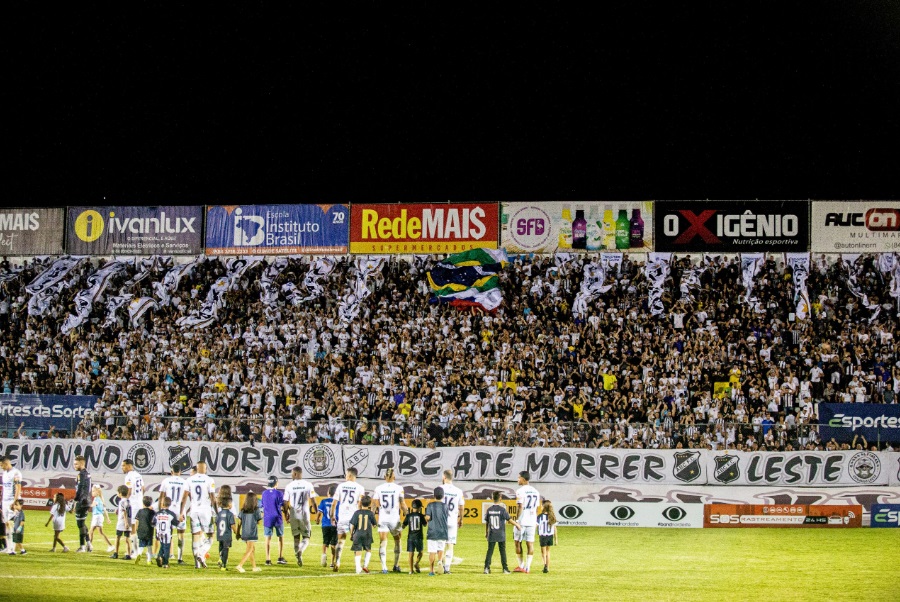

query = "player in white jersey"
[122, 459, 145, 555]
[440, 469, 464, 574]
[158, 466, 187, 564]
[329, 467, 365, 572]
[373, 467, 408, 574]
[0, 456, 22, 554]
[179, 461, 217, 568]
[282, 466, 317, 567]
[513, 470, 540, 573]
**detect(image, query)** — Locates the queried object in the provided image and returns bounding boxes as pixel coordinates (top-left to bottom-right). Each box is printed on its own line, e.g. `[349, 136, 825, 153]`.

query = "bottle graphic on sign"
[572, 206, 587, 249]
[615, 209, 630, 250]
[586, 205, 601, 251]
[559, 206, 573, 249]
[602, 205, 615, 250]
[630, 208, 644, 248]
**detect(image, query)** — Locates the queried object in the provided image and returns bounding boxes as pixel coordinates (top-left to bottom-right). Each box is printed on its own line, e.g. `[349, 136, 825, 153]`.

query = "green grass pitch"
[0, 511, 897, 602]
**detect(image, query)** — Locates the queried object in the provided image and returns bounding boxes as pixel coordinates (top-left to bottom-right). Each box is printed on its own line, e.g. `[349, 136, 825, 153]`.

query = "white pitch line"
[6, 573, 368, 582]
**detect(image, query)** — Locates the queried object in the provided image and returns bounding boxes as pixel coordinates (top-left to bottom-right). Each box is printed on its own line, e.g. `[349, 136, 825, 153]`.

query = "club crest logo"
[303, 445, 336, 478]
[343, 446, 370, 475]
[673, 451, 702, 482]
[848, 451, 881, 484]
[168, 445, 193, 474]
[713, 455, 740, 484]
[127, 443, 156, 473]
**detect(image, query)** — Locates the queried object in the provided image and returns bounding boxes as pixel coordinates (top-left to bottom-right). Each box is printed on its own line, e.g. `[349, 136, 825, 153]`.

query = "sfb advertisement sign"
[655, 201, 809, 252]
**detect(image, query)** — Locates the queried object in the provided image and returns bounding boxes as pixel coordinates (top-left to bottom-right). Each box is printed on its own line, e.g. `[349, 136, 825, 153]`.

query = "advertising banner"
[705, 450, 889, 486]
[349, 203, 498, 254]
[206, 204, 349, 255]
[870, 504, 900, 528]
[0, 395, 95, 433]
[704, 504, 863, 528]
[552, 502, 703, 528]
[654, 201, 809, 252]
[818, 403, 900, 444]
[19, 486, 75, 511]
[0, 439, 344, 479]
[811, 201, 900, 252]
[343, 446, 706, 485]
[500, 201, 653, 253]
[0, 208, 65, 255]
[66, 206, 203, 255]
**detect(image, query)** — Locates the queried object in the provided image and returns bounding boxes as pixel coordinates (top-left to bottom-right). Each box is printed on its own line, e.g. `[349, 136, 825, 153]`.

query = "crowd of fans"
[0, 251, 898, 452]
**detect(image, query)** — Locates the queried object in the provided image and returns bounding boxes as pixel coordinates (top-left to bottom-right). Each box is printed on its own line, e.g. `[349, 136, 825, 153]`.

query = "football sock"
[517, 554, 524, 568]
[444, 544, 454, 570]
[364, 551, 371, 569]
[146, 548, 152, 562]
[322, 552, 328, 564]
[177, 539, 184, 561]
[192, 541, 200, 559]
[526, 555, 534, 572]
[379, 541, 388, 570]
[393, 541, 401, 567]
[336, 541, 344, 565]
[355, 556, 362, 573]
[299, 538, 310, 555]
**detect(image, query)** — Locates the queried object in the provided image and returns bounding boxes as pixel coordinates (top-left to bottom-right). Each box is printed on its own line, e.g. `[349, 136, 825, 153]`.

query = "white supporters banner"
[0, 440, 895, 487]
[786, 252, 811, 320]
[0, 439, 344, 480]
[344, 446, 706, 485]
[705, 450, 890, 486]
[740, 253, 764, 303]
[554, 502, 703, 528]
[644, 252, 671, 316]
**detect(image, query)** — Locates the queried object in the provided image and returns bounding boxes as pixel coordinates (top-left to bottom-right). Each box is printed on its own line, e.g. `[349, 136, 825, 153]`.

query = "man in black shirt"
[73, 455, 92, 552]
[483, 491, 520, 574]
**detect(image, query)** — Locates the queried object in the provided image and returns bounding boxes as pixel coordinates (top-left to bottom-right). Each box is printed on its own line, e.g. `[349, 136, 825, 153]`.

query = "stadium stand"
[0, 252, 897, 452]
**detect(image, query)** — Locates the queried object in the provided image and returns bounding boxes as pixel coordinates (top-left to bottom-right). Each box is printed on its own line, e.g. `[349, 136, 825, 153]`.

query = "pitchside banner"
[0, 208, 65, 255]
[655, 201, 810, 252]
[0, 395, 95, 432]
[206, 204, 348, 255]
[67, 206, 203, 255]
[553, 502, 703, 528]
[0, 439, 344, 479]
[349, 203, 499, 253]
[705, 450, 889, 486]
[817, 403, 900, 444]
[812, 201, 900, 253]
[870, 504, 900, 528]
[704, 504, 863, 528]
[500, 201, 653, 253]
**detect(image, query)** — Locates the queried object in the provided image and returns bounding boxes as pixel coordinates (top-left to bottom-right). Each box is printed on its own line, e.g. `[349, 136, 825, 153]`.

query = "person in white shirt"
[373, 467, 408, 574]
[440, 469, 464, 574]
[329, 467, 365, 572]
[121, 459, 145, 556]
[179, 461, 217, 569]
[158, 466, 187, 564]
[514, 471, 540, 573]
[1, 456, 22, 554]
[282, 466, 317, 567]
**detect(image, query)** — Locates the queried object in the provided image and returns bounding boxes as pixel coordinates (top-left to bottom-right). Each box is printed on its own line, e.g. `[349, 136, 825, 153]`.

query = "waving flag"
[427, 248, 507, 311]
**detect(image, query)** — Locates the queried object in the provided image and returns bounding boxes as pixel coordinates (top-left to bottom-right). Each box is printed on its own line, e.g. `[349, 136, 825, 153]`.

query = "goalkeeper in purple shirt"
[261, 476, 287, 565]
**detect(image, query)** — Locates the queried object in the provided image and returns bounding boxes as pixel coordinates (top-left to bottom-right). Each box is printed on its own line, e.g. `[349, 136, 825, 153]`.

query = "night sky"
[8, 5, 900, 206]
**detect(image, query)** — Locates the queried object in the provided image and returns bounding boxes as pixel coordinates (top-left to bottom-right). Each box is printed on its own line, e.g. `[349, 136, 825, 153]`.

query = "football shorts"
[513, 525, 535, 543]
[189, 508, 213, 534]
[290, 516, 312, 539]
[377, 519, 402, 536]
[427, 539, 446, 554]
